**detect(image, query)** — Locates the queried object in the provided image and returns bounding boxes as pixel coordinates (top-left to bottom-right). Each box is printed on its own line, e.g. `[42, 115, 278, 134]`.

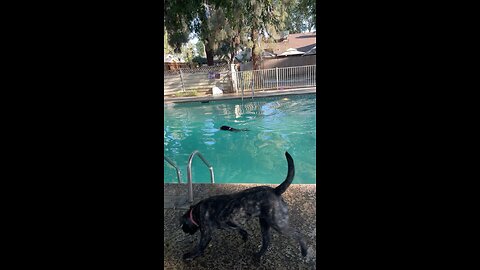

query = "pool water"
[164, 94, 316, 184]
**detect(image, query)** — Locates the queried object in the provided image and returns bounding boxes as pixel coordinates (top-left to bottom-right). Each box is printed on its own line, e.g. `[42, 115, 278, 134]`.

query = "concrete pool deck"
[164, 87, 316, 104]
[164, 183, 317, 269]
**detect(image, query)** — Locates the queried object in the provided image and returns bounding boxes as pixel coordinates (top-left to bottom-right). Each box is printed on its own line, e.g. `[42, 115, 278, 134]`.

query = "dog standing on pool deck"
[179, 152, 308, 261]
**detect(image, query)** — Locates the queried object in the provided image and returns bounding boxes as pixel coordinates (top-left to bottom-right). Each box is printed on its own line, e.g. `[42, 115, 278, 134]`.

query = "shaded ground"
[164, 183, 317, 269]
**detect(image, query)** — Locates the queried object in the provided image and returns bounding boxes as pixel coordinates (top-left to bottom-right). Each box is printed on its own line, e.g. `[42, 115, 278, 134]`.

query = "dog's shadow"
[172, 216, 312, 269]
[187, 218, 267, 266]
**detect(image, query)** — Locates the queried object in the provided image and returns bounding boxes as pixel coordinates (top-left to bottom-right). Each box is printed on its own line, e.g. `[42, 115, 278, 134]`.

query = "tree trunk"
[203, 31, 215, 66]
[229, 48, 234, 65]
[229, 36, 238, 64]
[251, 29, 260, 70]
[205, 48, 214, 66]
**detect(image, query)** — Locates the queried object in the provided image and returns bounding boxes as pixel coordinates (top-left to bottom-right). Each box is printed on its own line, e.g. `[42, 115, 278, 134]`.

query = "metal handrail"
[164, 155, 182, 184]
[187, 150, 215, 203]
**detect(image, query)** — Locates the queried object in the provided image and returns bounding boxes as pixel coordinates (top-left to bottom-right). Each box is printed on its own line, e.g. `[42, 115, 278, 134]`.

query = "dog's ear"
[179, 207, 192, 226]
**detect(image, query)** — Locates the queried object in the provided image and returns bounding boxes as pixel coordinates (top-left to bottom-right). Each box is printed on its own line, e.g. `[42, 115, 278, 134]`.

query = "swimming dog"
[220, 125, 249, 132]
[179, 152, 307, 261]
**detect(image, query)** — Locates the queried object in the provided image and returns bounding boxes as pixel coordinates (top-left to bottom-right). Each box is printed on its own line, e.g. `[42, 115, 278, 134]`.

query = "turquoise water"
[164, 94, 316, 184]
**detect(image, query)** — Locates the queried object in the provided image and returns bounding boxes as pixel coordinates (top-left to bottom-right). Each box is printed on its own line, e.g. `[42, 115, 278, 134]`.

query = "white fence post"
[231, 64, 238, 93]
[251, 70, 255, 97]
[179, 69, 185, 92]
[276, 67, 279, 90]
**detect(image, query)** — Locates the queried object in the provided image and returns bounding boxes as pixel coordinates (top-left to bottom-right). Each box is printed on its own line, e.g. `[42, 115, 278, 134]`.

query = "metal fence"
[164, 64, 230, 77]
[164, 65, 232, 96]
[235, 65, 316, 93]
[163, 64, 316, 97]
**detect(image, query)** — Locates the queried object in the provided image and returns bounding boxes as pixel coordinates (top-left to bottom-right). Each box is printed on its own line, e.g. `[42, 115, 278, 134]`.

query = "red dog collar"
[189, 208, 199, 227]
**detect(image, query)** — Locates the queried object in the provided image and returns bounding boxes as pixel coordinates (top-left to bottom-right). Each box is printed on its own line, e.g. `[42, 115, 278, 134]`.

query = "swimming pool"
[164, 94, 316, 184]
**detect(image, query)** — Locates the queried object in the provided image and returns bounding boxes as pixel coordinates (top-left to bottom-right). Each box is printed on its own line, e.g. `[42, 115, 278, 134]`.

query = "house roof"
[279, 48, 305, 56]
[264, 32, 316, 56]
[234, 32, 316, 61]
[262, 51, 276, 58]
[303, 46, 316, 55]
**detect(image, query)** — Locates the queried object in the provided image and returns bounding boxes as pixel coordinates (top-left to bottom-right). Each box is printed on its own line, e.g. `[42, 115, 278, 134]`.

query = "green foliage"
[231, 0, 293, 69]
[174, 89, 198, 97]
[164, 0, 195, 53]
[292, 0, 316, 32]
[181, 42, 196, 64]
[195, 41, 206, 57]
[192, 56, 207, 66]
[284, 0, 315, 33]
[164, 29, 173, 54]
[164, 0, 316, 67]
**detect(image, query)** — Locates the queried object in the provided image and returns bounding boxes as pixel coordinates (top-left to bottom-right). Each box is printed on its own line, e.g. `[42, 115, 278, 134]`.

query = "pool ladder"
[187, 150, 215, 203]
[165, 151, 215, 204]
[164, 155, 182, 183]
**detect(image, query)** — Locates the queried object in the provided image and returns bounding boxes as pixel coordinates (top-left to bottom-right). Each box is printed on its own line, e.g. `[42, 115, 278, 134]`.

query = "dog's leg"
[226, 221, 249, 242]
[293, 230, 308, 257]
[254, 217, 271, 259]
[272, 224, 308, 257]
[238, 229, 248, 242]
[183, 228, 212, 261]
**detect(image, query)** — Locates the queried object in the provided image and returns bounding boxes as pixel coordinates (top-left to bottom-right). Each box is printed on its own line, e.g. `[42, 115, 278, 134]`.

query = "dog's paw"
[252, 253, 262, 265]
[182, 252, 196, 261]
[252, 252, 263, 263]
[239, 231, 248, 242]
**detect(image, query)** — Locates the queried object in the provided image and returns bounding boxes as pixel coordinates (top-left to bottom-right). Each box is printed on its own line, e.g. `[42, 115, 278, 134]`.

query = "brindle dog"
[179, 152, 307, 261]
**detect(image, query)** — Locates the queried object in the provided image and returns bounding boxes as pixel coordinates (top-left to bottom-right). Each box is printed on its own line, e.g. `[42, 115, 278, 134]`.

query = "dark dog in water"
[220, 125, 249, 132]
[179, 152, 307, 261]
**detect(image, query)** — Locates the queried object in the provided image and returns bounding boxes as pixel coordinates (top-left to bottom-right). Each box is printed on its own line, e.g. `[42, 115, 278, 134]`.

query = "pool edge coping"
[164, 87, 316, 104]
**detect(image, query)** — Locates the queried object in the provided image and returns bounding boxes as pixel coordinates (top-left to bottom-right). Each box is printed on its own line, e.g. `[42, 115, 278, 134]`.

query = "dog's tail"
[274, 152, 295, 195]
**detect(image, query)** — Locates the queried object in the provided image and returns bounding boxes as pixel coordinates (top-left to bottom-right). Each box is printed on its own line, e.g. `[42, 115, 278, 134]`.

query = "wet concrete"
[164, 183, 317, 269]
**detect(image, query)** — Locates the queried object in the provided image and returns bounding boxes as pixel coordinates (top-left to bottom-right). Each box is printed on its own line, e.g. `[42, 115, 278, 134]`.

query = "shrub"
[174, 89, 198, 97]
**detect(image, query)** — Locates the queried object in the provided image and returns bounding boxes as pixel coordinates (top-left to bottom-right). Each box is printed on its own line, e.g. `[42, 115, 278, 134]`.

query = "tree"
[164, 0, 193, 53]
[164, 0, 302, 68]
[284, 0, 316, 33]
[296, 0, 316, 31]
[195, 4, 226, 66]
[164, 28, 175, 55]
[231, 0, 293, 70]
[214, 1, 247, 65]
[164, 0, 230, 66]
